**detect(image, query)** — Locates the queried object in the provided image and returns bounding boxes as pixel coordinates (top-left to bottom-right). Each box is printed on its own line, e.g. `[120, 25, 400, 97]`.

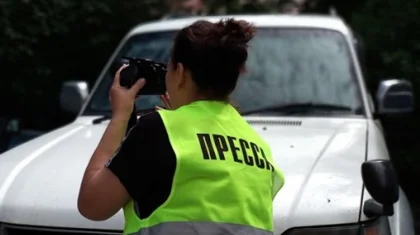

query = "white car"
[0, 15, 415, 235]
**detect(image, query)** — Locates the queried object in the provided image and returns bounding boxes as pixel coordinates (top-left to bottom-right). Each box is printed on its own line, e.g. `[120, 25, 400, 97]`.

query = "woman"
[78, 18, 285, 235]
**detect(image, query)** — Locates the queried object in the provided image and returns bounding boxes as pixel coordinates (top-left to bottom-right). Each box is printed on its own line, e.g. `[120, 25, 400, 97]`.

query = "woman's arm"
[77, 110, 166, 221]
[77, 114, 131, 221]
[77, 64, 145, 221]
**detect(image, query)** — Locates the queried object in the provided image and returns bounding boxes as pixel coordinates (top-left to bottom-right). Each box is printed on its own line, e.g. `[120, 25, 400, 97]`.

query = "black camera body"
[119, 57, 167, 95]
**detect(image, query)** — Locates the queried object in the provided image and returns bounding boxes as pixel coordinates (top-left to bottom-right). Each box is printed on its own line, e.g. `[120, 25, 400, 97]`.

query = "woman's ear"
[175, 62, 186, 87]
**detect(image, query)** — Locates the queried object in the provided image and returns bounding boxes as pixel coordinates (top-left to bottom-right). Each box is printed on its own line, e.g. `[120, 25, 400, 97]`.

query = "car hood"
[0, 116, 367, 234]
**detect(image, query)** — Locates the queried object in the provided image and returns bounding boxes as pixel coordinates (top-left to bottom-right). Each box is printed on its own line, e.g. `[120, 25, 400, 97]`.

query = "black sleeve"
[125, 104, 138, 136]
[106, 111, 176, 211]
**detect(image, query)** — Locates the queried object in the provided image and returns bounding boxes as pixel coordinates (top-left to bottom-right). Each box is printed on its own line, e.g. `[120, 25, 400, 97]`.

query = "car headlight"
[284, 216, 390, 235]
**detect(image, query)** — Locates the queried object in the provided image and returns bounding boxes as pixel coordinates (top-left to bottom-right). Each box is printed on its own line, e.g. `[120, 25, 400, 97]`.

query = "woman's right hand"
[155, 93, 172, 110]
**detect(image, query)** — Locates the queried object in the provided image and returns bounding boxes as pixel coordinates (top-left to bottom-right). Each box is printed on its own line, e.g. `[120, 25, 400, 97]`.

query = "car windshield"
[83, 28, 364, 116]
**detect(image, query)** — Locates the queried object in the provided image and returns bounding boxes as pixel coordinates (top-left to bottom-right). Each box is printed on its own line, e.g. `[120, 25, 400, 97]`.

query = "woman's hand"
[110, 64, 145, 120]
[155, 93, 172, 110]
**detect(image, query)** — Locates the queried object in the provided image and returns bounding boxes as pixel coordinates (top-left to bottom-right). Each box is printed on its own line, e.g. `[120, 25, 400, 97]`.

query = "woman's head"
[165, 18, 256, 109]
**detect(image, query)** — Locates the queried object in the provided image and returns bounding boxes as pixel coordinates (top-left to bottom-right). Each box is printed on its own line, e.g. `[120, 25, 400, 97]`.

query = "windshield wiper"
[241, 102, 356, 116]
[92, 107, 158, 124]
[92, 115, 112, 124]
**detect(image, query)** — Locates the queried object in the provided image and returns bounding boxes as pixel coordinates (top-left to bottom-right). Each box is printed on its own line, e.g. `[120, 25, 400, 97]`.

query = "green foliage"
[0, 0, 166, 128]
[351, 0, 420, 85]
[206, 0, 275, 14]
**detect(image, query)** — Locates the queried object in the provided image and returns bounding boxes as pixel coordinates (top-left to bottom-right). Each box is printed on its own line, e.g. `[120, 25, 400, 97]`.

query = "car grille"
[247, 120, 302, 126]
[0, 223, 122, 235]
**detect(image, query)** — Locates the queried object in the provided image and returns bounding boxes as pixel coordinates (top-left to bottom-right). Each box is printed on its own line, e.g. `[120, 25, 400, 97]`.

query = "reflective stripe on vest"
[122, 101, 285, 235]
[127, 221, 273, 235]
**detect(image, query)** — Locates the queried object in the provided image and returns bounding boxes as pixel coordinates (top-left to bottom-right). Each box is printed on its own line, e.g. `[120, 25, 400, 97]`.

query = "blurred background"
[0, 0, 419, 229]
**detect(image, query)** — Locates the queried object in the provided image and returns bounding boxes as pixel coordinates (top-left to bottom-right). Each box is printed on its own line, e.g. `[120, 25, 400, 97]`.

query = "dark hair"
[171, 18, 256, 99]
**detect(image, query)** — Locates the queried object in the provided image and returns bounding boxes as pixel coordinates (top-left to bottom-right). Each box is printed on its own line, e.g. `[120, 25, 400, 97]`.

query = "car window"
[232, 29, 361, 112]
[84, 28, 364, 116]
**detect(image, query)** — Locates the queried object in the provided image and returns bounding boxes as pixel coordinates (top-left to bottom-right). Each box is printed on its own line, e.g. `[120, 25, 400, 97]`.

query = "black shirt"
[106, 111, 176, 219]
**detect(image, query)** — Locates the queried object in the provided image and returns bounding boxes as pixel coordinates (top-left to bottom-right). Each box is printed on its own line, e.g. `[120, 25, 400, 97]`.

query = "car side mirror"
[361, 159, 399, 217]
[59, 81, 89, 115]
[376, 79, 414, 115]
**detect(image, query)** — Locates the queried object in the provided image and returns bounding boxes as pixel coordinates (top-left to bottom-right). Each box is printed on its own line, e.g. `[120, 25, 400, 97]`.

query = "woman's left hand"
[110, 64, 146, 120]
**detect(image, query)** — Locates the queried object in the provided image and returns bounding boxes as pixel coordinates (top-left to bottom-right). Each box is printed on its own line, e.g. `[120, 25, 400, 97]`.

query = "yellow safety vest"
[123, 100, 284, 235]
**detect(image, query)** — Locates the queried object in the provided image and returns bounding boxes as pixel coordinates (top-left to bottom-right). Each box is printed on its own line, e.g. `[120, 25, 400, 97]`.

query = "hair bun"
[171, 18, 256, 98]
[217, 18, 256, 48]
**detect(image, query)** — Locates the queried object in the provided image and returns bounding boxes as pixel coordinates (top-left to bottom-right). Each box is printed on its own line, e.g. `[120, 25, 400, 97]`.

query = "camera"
[119, 57, 167, 95]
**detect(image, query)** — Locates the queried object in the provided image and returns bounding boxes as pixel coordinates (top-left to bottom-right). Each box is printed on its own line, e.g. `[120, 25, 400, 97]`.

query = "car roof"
[128, 14, 351, 37]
